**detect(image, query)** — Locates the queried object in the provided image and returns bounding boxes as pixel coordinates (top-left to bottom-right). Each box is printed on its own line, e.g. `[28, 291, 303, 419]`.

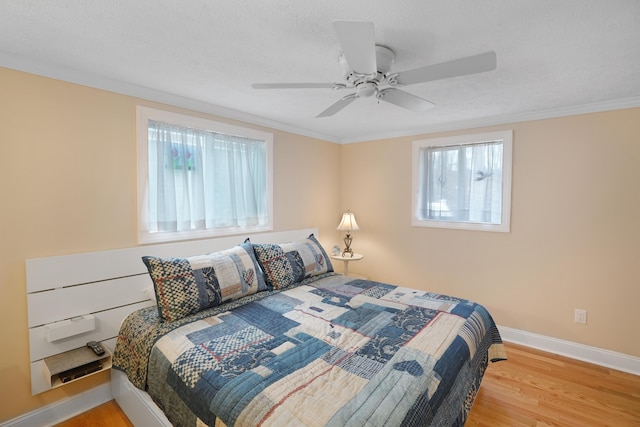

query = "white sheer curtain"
[147, 120, 268, 233]
[418, 141, 503, 224]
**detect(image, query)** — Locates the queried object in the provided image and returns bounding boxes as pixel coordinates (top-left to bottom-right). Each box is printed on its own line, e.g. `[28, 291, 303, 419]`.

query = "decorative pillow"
[142, 242, 266, 323]
[253, 234, 333, 290]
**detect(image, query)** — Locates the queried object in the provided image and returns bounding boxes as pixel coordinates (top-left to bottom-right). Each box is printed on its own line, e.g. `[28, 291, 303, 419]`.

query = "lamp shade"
[336, 212, 360, 231]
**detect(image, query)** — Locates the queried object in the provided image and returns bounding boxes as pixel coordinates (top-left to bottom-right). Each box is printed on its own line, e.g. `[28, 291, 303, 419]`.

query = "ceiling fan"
[252, 21, 497, 118]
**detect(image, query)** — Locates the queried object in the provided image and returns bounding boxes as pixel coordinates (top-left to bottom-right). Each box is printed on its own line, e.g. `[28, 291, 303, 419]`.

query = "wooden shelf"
[42, 345, 112, 391]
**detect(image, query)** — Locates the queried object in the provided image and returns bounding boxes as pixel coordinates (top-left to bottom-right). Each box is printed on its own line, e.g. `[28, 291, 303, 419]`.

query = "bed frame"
[26, 228, 318, 424]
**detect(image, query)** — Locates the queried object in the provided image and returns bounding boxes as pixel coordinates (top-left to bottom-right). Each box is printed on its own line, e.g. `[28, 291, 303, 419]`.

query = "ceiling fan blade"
[379, 89, 435, 112]
[393, 51, 497, 85]
[316, 93, 358, 118]
[252, 83, 346, 89]
[332, 20, 377, 75]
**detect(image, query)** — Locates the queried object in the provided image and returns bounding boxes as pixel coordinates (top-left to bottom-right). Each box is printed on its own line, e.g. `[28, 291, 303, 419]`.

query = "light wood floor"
[467, 343, 640, 426]
[54, 399, 133, 427]
[56, 342, 640, 426]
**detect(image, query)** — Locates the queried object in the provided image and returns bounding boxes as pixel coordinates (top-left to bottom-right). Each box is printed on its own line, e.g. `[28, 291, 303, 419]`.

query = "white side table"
[331, 253, 363, 277]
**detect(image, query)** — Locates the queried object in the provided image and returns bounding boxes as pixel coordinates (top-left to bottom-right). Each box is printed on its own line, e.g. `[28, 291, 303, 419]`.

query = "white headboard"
[26, 228, 318, 394]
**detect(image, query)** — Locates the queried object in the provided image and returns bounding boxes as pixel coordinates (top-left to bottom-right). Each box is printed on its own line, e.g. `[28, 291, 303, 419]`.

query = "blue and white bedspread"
[114, 273, 506, 426]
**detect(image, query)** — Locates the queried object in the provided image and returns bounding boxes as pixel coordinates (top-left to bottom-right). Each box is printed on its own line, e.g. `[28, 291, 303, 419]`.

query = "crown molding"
[0, 52, 341, 144]
[340, 96, 640, 143]
[2, 52, 638, 145]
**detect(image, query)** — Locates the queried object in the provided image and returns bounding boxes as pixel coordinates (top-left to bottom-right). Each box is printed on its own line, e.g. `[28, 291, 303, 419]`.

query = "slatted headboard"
[26, 228, 318, 395]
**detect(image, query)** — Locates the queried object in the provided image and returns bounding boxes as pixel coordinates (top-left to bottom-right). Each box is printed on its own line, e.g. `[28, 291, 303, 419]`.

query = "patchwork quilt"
[114, 273, 506, 426]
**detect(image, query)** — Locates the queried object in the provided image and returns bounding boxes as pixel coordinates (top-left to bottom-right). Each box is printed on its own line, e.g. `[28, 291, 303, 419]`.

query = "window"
[137, 106, 273, 243]
[412, 130, 512, 232]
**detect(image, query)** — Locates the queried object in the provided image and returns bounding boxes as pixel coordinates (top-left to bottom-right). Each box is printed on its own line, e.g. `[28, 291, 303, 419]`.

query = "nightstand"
[34, 345, 112, 394]
[331, 253, 363, 277]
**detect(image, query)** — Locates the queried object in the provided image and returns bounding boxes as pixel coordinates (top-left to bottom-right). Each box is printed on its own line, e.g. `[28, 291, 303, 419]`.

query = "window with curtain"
[412, 130, 512, 232]
[137, 107, 273, 243]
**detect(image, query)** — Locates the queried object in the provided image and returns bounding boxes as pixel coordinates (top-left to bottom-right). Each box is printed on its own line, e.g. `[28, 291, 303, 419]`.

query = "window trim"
[136, 106, 273, 244]
[411, 130, 513, 233]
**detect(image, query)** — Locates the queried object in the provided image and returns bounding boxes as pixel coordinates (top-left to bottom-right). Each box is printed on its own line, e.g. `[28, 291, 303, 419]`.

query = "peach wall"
[2, 64, 639, 422]
[0, 67, 340, 422]
[340, 109, 640, 358]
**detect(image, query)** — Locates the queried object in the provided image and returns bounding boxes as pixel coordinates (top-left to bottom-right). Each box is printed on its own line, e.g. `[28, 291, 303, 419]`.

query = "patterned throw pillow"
[253, 234, 333, 290]
[143, 243, 266, 323]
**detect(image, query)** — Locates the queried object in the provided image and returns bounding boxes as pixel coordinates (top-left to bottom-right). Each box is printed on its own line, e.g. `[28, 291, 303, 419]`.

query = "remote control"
[87, 341, 105, 356]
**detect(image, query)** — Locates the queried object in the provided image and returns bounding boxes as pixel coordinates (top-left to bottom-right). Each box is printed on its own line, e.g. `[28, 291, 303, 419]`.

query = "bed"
[112, 233, 506, 426]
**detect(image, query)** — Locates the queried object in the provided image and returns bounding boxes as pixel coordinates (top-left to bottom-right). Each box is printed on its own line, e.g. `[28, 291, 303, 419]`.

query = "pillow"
[253, 234, 333, 290]
[142, 242, 266, 322]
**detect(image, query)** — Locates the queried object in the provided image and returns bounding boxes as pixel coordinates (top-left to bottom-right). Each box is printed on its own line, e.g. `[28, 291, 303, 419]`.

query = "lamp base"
[342, 233, 354, 257]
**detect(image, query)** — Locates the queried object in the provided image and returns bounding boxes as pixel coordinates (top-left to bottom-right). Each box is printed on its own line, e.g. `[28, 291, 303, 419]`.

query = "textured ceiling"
[1, 1, 639, 143]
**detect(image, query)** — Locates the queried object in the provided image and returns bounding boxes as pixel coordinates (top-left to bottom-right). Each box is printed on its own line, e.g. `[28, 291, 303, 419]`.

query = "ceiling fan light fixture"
[356, 81, 378, 97]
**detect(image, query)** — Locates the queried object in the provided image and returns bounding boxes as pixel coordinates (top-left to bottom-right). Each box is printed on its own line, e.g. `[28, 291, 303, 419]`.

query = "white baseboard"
[0, 382, 112, 427]
[498, 325, 640, 376]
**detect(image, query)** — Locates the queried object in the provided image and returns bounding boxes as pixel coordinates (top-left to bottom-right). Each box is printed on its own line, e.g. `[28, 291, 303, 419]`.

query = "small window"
[137, 106, 273, 243]
[412, 130, 512, 232]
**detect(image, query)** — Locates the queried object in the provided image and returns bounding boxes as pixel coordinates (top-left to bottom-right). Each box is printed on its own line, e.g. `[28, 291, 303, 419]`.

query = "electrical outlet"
[574, 309, 587, 324]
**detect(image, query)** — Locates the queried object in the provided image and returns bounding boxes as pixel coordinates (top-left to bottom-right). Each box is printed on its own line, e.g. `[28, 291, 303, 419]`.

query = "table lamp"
[336, 211, 360, 257]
